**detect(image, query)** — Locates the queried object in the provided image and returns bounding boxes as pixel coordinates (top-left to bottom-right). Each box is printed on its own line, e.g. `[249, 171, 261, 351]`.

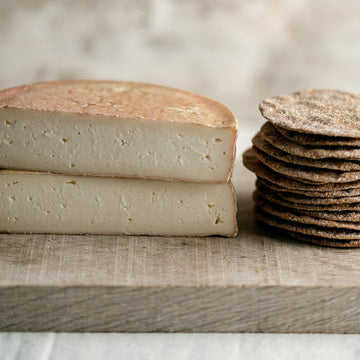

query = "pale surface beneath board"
[2, 333, 360, 360]
[1, 159, 360, 332]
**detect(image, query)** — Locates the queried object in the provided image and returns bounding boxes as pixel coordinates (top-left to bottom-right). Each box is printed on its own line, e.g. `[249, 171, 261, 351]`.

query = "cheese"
[0, 171, 237, 236]
[0, 81, 237, 183]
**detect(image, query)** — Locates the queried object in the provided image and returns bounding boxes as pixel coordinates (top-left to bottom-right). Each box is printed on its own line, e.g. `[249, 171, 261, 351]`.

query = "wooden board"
[1, 162, 360, 333]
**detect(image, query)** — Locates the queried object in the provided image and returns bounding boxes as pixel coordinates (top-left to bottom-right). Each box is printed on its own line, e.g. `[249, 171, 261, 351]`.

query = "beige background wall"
[1, 0, 360, 129]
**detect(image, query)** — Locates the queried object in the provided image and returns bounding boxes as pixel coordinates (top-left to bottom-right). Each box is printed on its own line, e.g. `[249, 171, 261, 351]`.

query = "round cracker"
[261, 122, 360, 160]
[254, 188, 360, 212]
[275, 190, 360, 205]
[255, 207, 360, 240]
[290, 233, 360, 248]
[254, 147, 360, 184]
[297, 209, 360, 222]
[259, 89, 360, 138]
[255, 190, 360, 222]
[257, 182, 360, 205]
[276, 125, 360, 147]
[243, 148, 360, 191]
[256, 178, 360, 198]
[255, 195, 360, 231]
[253, 131, 360, 171]
[257, 211, 360, 247]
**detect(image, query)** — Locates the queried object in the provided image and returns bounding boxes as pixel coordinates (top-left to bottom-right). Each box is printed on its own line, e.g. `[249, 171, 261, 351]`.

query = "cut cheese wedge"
[0, 171, 237, 236]
[0, 80, 237, 183]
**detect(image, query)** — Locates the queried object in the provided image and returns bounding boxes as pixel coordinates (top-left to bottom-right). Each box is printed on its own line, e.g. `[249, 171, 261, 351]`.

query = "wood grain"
[1, 163, 360, 333]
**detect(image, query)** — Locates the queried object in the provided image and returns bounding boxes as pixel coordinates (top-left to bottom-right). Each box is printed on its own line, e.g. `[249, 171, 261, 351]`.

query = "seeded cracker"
[259, 89, 360, 137]
[253, 147, 360, 183]
[255, 191, 360, 222]
[256, 195, 360, 231]
[256, 181, 360, 205]
[297, 209, 360, 222]
[261, 122, 360, 160]
[258, 216, 360, 247]
[276, 125, 360, 147]
[254, 188, 360, 212]
[256, 179, 360, 198]
[290, 234, 360, 248]
[255, 207, 360, 240]
[252, 130, 360, 171]
[243, 148, 360, 191]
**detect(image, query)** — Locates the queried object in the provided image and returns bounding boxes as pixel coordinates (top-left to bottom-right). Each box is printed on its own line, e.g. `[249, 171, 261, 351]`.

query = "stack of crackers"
[243, 89, 360, 247]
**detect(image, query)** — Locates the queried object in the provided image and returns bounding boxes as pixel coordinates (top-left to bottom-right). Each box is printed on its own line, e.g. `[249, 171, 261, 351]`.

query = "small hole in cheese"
[215, 215, 224, 224]
[66, 181, 76, 185]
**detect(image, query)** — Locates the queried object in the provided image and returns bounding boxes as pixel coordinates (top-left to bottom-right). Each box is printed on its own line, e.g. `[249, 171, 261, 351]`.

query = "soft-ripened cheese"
[0, 171, 237, 236]
[0, 81, 237, 183]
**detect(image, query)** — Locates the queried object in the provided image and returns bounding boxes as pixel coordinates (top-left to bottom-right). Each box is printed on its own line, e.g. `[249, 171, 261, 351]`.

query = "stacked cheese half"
[0, 80, 238, 236]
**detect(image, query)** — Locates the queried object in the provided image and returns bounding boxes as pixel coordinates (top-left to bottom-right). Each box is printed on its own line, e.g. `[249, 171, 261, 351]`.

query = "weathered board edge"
[1, 285, 359, 333]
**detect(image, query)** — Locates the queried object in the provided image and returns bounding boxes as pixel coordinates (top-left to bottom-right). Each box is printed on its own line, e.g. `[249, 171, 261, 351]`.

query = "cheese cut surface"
[0, 171, 237, 236]
[0, 81, 237, 182]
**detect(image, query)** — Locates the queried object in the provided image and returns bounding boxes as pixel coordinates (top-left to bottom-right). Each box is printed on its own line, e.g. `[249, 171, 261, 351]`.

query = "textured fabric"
[0, 333, 359, 360]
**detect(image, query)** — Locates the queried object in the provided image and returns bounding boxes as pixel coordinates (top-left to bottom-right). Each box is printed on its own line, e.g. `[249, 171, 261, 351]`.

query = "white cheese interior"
[0, 109, 235, 182]
[0, 172, 237, 236]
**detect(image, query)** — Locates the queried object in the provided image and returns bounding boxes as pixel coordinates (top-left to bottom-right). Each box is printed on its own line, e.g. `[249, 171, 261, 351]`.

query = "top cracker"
[259, 89, 360, 138]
